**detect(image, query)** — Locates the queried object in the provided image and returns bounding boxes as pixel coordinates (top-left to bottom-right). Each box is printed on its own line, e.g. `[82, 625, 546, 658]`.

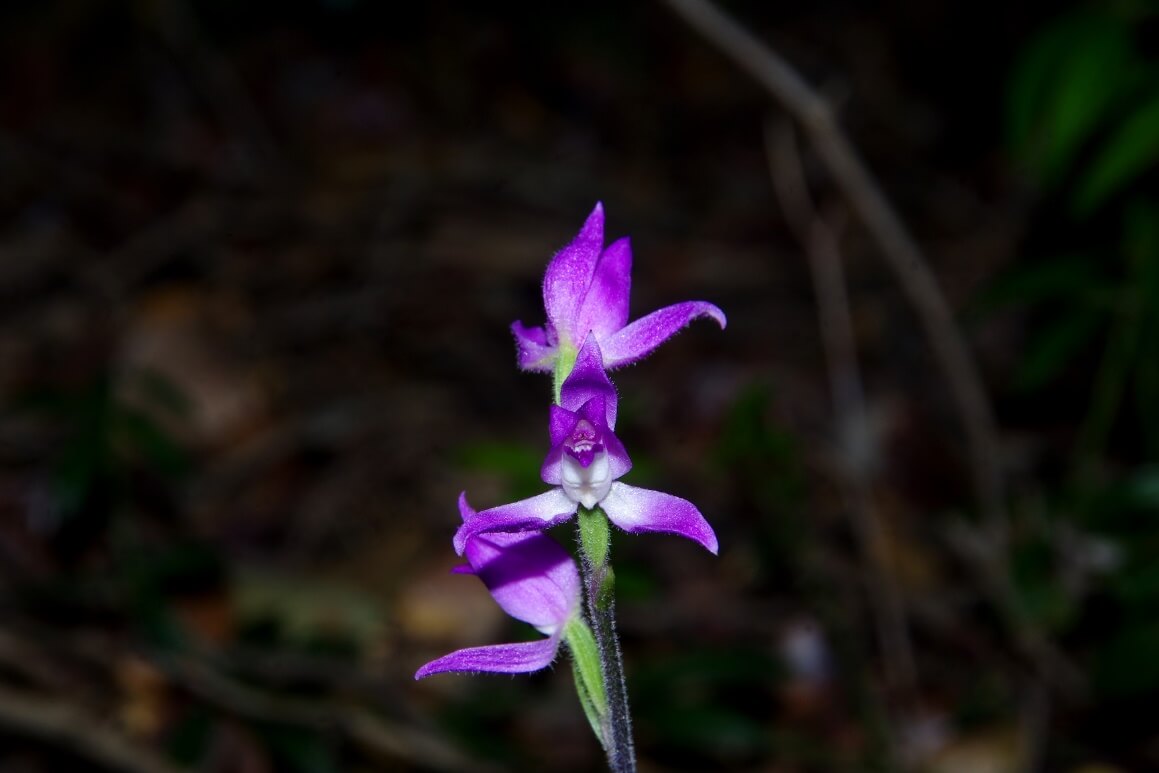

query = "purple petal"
[600, 301, 727, 369]
[548, 403, 582, 448]
[415, 636, 561, 678]
[453, 488, 577, 555]
[511, 321, 556, 372]
[543, 204, 604, 343]
[574, 236, 632, 342]
[601, 482, 719, 554]
[458, 491, 478, 523]
[464, 531, 579, 629]
[601, 429, 632, 481]
[559, 336, 618, 427]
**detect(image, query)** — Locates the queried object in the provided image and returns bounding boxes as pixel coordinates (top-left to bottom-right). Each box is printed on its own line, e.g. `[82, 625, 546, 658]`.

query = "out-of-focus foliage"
[997, 2, 1159, 460]
[1007, 3, 1159, 215]
[985, 0, 1159, 751]
[15, 370, 189, 535]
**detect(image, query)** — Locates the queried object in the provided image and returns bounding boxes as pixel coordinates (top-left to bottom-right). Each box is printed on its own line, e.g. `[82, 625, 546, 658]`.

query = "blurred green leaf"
[635, 648, 782, 690]
[715, 383, 804, 505]
[1111, 559, 1159, 610]
[648, 703, 769, 759]
[116, 408, 189, 477]
[457, 441, 540, 475]
[1126, 200, 1159, 293]
[634, 648, 781, 762]
[1094, 620, 1159, 696]
[167, 708, 216, 765]
[1123, 465, 1159, 509]
[1006, 11, 1079, 152]
[234, 568, 383, 651]
[1007, 9, 1138, 184]
[130, 368, 192, 419]
[610, 559, 659, 601]
[261, 726, 338, 773]
[1012, 307, 1104, 391]
[1122, 201, 1159, 456]
[1011, 539, 1075, 631]
[716, 385, 793, 466]
[51, 441, 104, 519]
[456, 440, 545, 499]
[1075, 88, 1159, 214]
[971, 254, 1107, 313]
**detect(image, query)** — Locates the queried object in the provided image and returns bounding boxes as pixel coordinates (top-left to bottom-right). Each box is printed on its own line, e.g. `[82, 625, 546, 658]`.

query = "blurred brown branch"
[766, 118, 918, 760]
[661, 0, 1007, 548]
[661, 0, 1089, 699]
[0, 620, 492, 773]
[0, 682, 186, 773]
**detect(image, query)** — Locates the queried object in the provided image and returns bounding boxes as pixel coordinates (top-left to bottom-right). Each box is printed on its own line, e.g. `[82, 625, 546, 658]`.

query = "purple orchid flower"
[416, 494, 581, 678]
[512, 202, 726, 377]
[453, 337, 718, 556]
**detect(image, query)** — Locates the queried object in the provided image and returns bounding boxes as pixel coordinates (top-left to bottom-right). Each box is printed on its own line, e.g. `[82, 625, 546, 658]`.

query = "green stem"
[577, 506, 635, 773]
[566, 618, 608, 746]
[552, 343, 579, 406]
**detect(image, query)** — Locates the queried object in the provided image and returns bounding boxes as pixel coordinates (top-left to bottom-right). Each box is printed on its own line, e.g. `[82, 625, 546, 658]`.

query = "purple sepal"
[464, 529, 579, 630]
[573, 236, 631, 343]
[558, 336, 618, 427]
[548, 397, 607, 448]
[600, 301, 727, 369]
[415, 636, 562, 678]
[601, 482, 719, 555]
[512, 321, 556, 372]
[453, 488, 576, 555]
[544, 203, 604, 336]
[418, 499, 581, 680]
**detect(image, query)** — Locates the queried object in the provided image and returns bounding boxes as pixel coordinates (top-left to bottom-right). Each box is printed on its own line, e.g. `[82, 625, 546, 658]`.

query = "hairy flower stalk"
[577, 503, 634, 770]
[418, 204, 724, 772]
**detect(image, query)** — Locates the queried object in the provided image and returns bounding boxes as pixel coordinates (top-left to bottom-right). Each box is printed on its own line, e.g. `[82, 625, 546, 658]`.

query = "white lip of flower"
[560, 420, 612, 509]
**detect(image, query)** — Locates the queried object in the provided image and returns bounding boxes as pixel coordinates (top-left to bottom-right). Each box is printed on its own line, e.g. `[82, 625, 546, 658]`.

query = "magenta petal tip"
[601, 482, 719, 555]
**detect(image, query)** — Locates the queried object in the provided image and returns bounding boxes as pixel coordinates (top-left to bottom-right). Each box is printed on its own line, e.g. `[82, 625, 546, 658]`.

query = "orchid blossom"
[512, 202, 726, 392]
[421, 204, 725, 772]
[453, 337, 718, 556]
[416, 496, 583, 678]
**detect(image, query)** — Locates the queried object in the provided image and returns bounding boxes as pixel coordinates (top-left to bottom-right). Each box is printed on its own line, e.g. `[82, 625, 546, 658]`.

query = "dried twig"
[0, 683, 186, 773]
[661, 0, 1007, 548]
[80, 197, 223, 305]
[146, 0, 283, 182]
[0, 619, 492, 773]
[664, 0, 1084, 727]
[155, 652, 497, 773]
[766, 118, 918, 702]
[767, 120, 920, 769]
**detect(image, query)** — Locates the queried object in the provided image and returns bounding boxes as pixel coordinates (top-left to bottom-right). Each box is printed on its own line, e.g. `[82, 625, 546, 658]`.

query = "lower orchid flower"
[416, 496, 583, 678]
[452, 337, 718, 556]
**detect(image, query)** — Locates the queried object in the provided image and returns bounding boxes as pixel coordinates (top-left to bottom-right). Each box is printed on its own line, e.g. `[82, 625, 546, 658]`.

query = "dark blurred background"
[2, 0, 1158, 770]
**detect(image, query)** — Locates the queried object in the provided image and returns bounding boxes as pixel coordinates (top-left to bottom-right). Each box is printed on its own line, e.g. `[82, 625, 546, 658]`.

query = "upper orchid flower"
[453, 337, 718, 555]
[416, 497, 582, 678]
[512, 203, 726, 389]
